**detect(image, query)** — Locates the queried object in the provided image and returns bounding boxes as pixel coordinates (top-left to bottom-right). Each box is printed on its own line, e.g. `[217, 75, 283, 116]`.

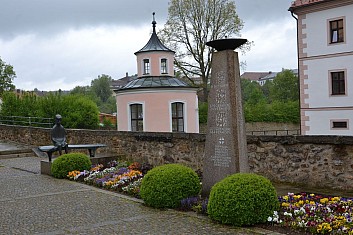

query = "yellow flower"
[320, 198, 329, 204]
[317, 223, 332, 234]
[281, 202, 290, 207]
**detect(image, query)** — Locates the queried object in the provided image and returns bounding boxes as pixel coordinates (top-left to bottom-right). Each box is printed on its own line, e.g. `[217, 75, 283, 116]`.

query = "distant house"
[241, 69, 298, 86]
[114, 15, 199, 133]
[111, 73, 138, 90]
[289, 0, 353, 135]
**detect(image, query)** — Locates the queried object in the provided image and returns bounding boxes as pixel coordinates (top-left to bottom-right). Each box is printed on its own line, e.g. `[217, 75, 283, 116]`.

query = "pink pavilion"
[114, 14, 199, 133]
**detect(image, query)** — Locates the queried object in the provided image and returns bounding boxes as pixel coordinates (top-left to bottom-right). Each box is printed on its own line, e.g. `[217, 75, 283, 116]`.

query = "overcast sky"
[0, 0, 297, 91]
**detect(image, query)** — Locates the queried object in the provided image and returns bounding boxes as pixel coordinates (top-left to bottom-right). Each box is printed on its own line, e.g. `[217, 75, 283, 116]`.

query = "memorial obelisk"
[202, 38, 249, 196]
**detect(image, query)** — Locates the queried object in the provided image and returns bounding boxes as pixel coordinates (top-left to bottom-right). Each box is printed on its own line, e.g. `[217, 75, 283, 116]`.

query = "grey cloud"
[0, 0, 168, 39]
[235, 0, 294, 28]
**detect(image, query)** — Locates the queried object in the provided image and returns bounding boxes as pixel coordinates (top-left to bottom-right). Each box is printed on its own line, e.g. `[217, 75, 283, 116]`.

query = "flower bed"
[268, 192, 353, 234]
[66, 162, 353, 234]
[67, 161, 151, 197]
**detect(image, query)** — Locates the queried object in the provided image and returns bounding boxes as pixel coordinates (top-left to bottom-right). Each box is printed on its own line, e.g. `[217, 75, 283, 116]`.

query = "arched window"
[130, 104, 143, 131]
[143, 59, 150, 75]
[161, 58, 167, 74]
[171, 102, 184, 132]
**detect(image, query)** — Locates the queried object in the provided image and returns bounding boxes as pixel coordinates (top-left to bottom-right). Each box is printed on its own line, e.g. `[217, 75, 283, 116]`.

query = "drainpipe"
[291, 11, 302, 135]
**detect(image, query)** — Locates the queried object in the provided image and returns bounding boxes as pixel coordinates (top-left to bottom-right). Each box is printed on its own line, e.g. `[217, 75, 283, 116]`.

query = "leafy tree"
[198, 102, 208, 124]
[270, 70, 299, 102]
[71, 85, 101, 104]
[91, 74, 112, 103]
[241, 79, 266, 105]
[61, 94, 99, 129]
[99, 96, 117, 114]
[0, 57, 16, 96]
[0, 92, 40, 117]
[160, 0, 247, 102]
[261, 80, 273, 103]
[1, 92, 99, 129]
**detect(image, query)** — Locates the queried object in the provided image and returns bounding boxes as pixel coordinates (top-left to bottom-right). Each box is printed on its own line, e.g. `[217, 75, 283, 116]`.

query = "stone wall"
[0, 124, 352, 191]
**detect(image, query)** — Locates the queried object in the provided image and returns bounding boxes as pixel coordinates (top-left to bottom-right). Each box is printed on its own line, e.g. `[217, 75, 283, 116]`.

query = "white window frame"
[160, 58, 168, 74]
[143, 58, 150, 75]
[128, 102, 145, 131]
[169, 100, 187, 132]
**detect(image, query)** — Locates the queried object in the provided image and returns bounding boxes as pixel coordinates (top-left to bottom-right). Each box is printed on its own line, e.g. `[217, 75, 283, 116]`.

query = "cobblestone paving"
[0, 142, 282, 235]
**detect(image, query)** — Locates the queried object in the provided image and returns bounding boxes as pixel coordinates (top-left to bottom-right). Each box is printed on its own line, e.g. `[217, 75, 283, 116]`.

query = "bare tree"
[160, 0, 248, 102]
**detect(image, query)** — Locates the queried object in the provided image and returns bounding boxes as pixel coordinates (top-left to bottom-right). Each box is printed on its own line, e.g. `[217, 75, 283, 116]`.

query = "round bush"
[51, 153, 92, 179]
[208, 173, 279, 226]
[140, 164, 201, 208]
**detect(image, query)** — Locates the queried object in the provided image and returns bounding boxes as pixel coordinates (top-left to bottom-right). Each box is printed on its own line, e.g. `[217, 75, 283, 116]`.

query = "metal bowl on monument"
[206, 38, 247, 51]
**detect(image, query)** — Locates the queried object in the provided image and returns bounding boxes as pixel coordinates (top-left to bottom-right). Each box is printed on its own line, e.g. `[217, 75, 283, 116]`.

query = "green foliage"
[244, 101, 300, 123]
[208, 173, 279, 227]
[270, 69, 299, 102]
[99, 96, 117, 114]
[100, 116, 115, 129]
[51, 153, 92, 179]
[0, 57, 16, 96]
[71, 85, 100, 104]
[0, 92, 99, 129]
[72, 76, 116, 114]
[198, 102, 208, 124]
[239, 69, 300, 123]
[91, 74, 112, 103]
[241, 79, 266, 105]
[61, 94, 99, 129]
[140, 164, 201, 208]
[0, 92, 41, 117]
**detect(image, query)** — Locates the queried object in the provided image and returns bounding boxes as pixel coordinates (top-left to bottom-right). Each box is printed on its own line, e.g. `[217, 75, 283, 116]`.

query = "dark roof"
[115, 76, 193, 92]
[111, 74, 138, 89]
[134, 14, 174, 55]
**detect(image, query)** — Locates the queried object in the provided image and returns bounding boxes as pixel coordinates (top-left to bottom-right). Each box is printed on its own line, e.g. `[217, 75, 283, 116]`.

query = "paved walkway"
[0, 141, 282, 235]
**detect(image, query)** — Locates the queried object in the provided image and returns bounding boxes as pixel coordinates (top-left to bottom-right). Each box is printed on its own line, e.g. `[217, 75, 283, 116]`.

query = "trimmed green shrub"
[140, 164, 201, 208]
[208, 173, 279, 226]
[51, 153, 92, 179]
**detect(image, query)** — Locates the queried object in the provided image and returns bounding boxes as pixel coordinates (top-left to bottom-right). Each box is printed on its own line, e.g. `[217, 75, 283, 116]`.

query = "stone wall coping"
[2, 124, 353, 145]
[248, 135, 353, 145]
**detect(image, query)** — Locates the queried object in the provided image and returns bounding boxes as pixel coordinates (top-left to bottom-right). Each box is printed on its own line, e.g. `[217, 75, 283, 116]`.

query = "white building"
[289, 0, 353, 135]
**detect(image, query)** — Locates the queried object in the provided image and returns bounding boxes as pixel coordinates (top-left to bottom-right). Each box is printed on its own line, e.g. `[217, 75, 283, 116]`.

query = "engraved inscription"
[211, 145, 231, 167]
[209, 127, 231, 134]
[216, 71, 226, 85]
[209, 103, 230, 111]
[216, 90, 226, 104]
[216, 112, 227, 127]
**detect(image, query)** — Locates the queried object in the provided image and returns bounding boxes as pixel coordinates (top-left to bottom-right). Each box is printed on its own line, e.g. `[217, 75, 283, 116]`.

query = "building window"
[130, 104, 143, 131]
[331, 71, 345, 95]
[161, 58, 167, 74]
[143, 59, 150, 75]
[332, 121, 348, 129]
[330, 19, 344, 43]
[172, 102, 184, 132]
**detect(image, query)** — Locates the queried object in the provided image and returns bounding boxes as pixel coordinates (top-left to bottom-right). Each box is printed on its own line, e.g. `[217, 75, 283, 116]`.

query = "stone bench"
[39, 144, 107, 162]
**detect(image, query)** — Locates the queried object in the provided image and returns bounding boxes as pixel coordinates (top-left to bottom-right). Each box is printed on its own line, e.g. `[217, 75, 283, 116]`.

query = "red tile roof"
[240, 72, 271, 81]
[290, 0, 326, 9]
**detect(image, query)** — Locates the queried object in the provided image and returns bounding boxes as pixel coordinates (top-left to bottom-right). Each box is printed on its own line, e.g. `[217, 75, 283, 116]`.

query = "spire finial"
[152, 12, 156, 33]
